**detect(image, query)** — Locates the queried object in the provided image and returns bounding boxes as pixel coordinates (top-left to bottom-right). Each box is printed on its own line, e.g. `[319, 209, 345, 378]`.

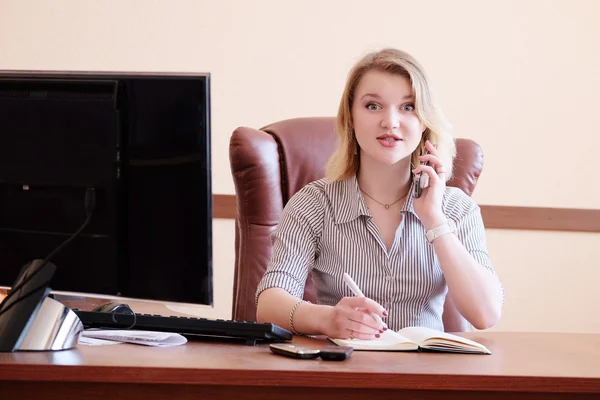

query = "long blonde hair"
[325, 48, 455, 181]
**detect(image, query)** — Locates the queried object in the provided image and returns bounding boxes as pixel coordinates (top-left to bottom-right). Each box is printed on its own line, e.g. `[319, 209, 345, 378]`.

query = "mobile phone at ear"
[319, 345, 354, 361]
[269, 343, 320, 359]
[414, 173, 423, 198]
[413, 152, 430, 198]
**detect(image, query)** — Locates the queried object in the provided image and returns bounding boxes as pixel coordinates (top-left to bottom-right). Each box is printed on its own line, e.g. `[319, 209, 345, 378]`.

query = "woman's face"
[351, 69, 424, 167]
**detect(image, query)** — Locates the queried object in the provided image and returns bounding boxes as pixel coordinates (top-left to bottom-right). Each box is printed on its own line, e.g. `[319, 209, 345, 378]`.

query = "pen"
[343, 272, 386, 327]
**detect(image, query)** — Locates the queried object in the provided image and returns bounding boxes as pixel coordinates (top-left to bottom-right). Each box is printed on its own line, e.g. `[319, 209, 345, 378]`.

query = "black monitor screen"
[0, 72, 213, 306]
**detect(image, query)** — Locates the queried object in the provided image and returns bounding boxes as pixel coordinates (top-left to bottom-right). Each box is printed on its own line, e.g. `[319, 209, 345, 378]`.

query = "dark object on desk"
[74, 309, 292, 345]
[319, 345, 353, 361]
[92, 302, 134, 314]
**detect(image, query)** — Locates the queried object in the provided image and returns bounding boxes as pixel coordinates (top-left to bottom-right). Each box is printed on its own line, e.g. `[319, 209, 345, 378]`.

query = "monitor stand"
[0, 259, 83, 352]
[15, 295, 83, 351]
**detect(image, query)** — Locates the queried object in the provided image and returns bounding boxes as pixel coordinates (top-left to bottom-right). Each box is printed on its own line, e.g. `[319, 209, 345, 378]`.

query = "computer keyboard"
[73, 310, 292, 346]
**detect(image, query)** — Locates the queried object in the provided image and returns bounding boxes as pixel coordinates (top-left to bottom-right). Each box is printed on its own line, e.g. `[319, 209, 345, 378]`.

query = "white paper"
[80, 330, 187, 347]
[78, 336, 124, 346]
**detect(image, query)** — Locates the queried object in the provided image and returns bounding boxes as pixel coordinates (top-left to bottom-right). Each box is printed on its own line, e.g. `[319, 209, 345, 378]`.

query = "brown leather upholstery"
[229, 117, 484, 332]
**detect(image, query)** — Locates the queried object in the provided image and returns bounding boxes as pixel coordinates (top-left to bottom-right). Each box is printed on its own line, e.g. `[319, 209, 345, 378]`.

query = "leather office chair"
[229, 117, 484, 333]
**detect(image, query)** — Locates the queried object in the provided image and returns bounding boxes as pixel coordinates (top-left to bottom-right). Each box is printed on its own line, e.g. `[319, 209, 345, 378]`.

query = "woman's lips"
[377, 137, 401, 147]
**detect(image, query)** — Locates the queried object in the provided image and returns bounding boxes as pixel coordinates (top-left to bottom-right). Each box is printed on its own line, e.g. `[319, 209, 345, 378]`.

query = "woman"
[255, 48, 504, 340]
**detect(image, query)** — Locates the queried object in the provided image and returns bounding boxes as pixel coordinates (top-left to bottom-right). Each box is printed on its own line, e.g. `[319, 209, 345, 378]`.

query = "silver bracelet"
[289, 299, 310, 335]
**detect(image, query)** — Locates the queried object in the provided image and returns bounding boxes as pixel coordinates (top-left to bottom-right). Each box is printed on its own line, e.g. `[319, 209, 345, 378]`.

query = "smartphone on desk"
[269, 343, 320, 359]
[269, 344, 353, 361]
[319, 345, 353, 361]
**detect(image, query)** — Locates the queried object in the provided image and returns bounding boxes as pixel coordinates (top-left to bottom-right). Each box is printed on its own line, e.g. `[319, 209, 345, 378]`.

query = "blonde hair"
[325, 48, 456, 181]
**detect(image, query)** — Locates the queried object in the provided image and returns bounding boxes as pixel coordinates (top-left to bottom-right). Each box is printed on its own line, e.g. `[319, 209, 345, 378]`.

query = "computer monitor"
[0, 71, 213, 309]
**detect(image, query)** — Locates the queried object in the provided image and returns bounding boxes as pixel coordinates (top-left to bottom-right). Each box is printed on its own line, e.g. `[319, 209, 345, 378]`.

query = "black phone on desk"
[319, 345, 353, 361]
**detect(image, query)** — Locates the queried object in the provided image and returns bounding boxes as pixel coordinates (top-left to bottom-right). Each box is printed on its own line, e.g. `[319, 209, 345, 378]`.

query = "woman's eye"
[402, 104, 415, 111]
[366, 103, 380, 111]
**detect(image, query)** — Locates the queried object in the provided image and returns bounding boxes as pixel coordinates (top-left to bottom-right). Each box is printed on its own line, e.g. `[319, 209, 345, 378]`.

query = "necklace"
[360, 189, 408, 210]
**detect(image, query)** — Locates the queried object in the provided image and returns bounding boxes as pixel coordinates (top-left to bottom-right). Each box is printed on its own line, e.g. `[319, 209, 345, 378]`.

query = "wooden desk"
[1, 332, 600, 400]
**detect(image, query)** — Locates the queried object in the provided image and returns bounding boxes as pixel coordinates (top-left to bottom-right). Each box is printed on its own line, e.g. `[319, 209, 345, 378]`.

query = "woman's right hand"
[320, 297, 388, 340]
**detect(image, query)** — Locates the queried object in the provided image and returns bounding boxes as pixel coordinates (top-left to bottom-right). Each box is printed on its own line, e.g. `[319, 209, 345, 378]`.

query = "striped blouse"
[255, 175, 499, 332]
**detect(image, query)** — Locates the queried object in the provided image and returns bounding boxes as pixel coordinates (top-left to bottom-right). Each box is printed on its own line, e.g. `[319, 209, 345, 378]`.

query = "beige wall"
[1, 0, 599, 332]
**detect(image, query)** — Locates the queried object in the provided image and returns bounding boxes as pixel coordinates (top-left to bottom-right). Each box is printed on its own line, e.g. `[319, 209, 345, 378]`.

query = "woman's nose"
[381, 109, 400, 129]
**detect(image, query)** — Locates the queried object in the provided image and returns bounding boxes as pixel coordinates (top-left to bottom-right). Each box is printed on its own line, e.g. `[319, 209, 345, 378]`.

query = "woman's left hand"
[412, 140, 447, 230]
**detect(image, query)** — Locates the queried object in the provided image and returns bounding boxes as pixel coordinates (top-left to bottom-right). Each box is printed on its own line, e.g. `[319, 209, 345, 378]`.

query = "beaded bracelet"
[289, 299, 310, 335]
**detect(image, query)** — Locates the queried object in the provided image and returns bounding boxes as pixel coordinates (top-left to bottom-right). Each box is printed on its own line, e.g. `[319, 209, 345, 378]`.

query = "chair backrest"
[229, 117, 484, 332]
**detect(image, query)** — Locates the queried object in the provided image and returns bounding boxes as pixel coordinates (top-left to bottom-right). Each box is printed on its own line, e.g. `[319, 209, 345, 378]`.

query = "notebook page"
[331, 329, 417, 350]
[398, 326, 488, 350]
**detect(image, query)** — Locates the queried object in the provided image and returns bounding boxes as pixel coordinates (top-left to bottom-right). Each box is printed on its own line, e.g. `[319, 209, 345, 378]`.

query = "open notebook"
[330, 326, 491, 354]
